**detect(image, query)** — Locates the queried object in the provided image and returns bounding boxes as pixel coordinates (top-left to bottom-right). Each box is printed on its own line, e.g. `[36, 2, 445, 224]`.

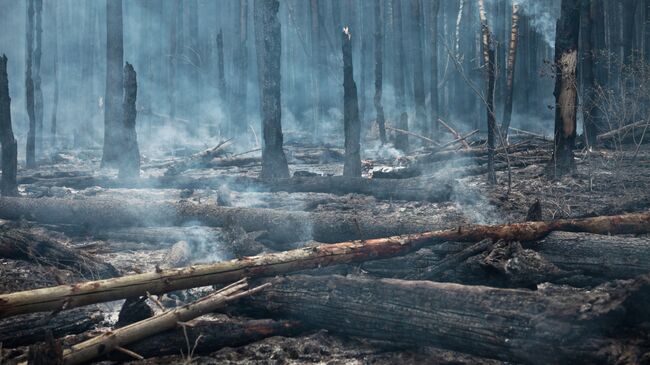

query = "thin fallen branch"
[1, 211, 649, 318]
[59, 279, 270, 365]
[436, 118, 471, 149]
[386, 125, 440, 146]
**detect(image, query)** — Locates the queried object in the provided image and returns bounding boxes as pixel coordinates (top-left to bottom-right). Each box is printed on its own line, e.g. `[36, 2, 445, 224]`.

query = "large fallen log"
[1, 211, 649, 319]
[60, 279, 270, 365]
[0, 307, 103, 348]
[17, 174, 455, 202]
[0, 227, 119, 279]
[242, 274, 650, 364]
[106, 316, 303, 360]
[0, 197, 449, 244]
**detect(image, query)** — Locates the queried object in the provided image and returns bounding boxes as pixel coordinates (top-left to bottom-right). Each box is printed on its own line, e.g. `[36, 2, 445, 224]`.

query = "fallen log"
[106, 316, 303, 360]
[0, 307, 103, 348]
[164, 139, 232, 176]
[242, 274, 650, 364]
[59, 279, 270, 365]
[597, 120, 649, 143]
[1, 211, 649, 318]
[0, 227, 119, 279]
[0, 197, 450, 244]
[16, 174, 455, 202]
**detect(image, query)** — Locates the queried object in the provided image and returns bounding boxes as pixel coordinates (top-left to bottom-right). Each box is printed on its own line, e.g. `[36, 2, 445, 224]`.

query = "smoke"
[516, 0, 560, 47]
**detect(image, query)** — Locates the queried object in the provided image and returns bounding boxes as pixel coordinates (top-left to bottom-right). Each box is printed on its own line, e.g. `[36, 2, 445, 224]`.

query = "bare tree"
[429, 0, 440, 140]
[102, 0, 124, 167]
[392, 0, 409, 152]
[50, 0, 59, 147]
[500, 1, 521, 139]
[549, 0, 580, 177]
[411, 0, 426, 137]
[254, 0, 289, 179]
[342, 27, 362, 177]
[25, 0, 36, 168]
[231, 0, 249, 136]
[478, 0, 497, 184]
[0, 55, 18, 196]
[33, 0, 43, 158]
[374, 0, 386, 144]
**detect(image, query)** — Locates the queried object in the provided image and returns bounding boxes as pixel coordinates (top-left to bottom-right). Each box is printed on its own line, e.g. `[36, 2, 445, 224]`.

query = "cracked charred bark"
[549, 0, 579, 177]
[254, 0, 289, 179]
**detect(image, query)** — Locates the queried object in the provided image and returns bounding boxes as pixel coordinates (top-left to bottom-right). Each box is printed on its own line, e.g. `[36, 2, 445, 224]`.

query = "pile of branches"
[2, 210, 650, 363]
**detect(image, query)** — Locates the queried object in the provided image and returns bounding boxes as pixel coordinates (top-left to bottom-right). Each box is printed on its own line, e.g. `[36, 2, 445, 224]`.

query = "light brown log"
[596, 120, 649, 143]
[1, 211, 649, 319]
[242, 274, 650, 364]
[58, 279, 269, 365]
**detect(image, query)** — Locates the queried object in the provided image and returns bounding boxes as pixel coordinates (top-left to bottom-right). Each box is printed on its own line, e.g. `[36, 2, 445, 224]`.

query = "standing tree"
[342, 27, 362, 177]
[310, 0, 322, 134]
[33, 0, 43, 157]
[392, 0, 409, 152]
[216, 29, 227, 102]
[25, 0, 36, 168]
[50, 0, 59, 147]
[374, 0, 386, 144]
[102, 0, 124, 167]
[231, 0, 249, 137]
[254, 0, 289, 179]
[429, 0, 440, 141]
[478, 0, 497, 184]
[0, 55, 18, 196]
[548, 0, 580, 178]
[411, 0, 426, 137]
[500, 1, 521, 139]
[119, 63, 140, 179]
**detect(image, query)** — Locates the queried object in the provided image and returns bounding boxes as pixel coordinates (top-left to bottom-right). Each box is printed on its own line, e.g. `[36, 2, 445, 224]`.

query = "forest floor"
[2, 134, 650, 364]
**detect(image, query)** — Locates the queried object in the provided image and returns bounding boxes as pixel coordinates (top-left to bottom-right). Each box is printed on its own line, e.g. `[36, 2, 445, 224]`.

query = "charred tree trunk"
[0, 56, 17, 196]
[231, 0, 249, 137]
[392, 0, 409, 152]
[374, 1, 386, 144]
[581, 0, 599, 147]
[501, 2, 520, 138]
[50, 0, 59, 147]
[548, 0, 579, 178]
[255, 0, 289, 179]
[216, 29, 227, 102]
[168, 0, 179, 127]
[102, 0, 124, 168]
[478, 0, 497, 184]
[25, 0, 36, 168]
[412, 0, 427, 137]
[243, 274, 650, 364]
[119, 63, 140, 179]
[310, 0, 321, 135]
[429, 0, 440, 141]
[33, 0, 43, 158]
[342, 28, 362, 177]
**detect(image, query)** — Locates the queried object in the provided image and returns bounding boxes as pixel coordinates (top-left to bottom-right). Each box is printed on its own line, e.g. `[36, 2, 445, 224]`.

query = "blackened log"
[109, 316, 303, 360]
[118, 62, 140, 179]
[243, 274, 650, 364]
[0, 55, 17, 196]
[0, 307, 103, 348]
[254, 0, 289, 178]
[342, 27, 361, 177]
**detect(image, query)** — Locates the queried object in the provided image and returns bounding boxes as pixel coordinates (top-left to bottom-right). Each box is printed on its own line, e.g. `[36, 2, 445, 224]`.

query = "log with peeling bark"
[1, 211, 649, 319]
[105, 316, 303, 360]
[0, 227, 119, 279]
[60, 279, 270, 365]
[241, 274, 650, 364]
[0, 197, 450, 244]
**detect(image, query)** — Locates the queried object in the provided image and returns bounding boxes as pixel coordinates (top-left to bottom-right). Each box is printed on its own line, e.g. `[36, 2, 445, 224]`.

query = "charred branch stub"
[255, 0, 289, 179]
[342, 27, 361, 178]
[0, 55, 17, 196]
[548, 0, 579, 178]
[118, 62, 140, 179]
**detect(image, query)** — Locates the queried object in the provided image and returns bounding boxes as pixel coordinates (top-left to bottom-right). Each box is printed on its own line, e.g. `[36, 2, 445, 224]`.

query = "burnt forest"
[2, 0, 650, 364]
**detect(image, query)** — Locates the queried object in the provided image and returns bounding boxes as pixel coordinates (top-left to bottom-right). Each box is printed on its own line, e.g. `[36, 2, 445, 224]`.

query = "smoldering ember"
[1, 1, 650, 364]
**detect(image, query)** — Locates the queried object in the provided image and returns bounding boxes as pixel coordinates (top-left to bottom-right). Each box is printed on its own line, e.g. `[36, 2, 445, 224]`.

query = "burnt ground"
[2, 135, 650, 364]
